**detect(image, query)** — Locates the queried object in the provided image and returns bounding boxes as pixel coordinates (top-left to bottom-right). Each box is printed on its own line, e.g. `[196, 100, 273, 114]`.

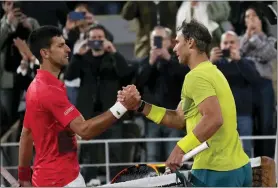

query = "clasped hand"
[117, 85, 141, 110]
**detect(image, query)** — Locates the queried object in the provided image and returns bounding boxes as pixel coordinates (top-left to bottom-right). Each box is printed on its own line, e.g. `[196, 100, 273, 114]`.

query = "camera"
[88, 40, 104, 51]
[153, 36, 163, 49]
[222, 49, 230, 58]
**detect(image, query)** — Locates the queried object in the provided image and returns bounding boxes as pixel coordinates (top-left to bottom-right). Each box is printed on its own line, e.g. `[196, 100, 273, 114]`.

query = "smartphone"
[222, 49, 230, 58]
[153, 36, 163, 49]
[68, 11, 85, 21]
[88, 40, 103, 51]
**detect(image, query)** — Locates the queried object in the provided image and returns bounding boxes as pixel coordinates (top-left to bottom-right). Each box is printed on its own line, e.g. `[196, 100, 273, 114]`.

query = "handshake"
[117, 85, 142, 111]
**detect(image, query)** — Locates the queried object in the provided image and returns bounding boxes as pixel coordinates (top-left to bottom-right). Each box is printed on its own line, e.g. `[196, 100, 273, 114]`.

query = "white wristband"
[109, 102, 127, 119]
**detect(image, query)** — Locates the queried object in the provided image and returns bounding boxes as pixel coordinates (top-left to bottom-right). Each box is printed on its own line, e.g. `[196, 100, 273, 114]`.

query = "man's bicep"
[197, 96, 223, 123]
[69, 115, 86, 138]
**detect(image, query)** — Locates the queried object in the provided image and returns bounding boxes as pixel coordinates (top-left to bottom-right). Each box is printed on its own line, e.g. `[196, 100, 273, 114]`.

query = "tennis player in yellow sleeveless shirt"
[117, 19, 252, 187]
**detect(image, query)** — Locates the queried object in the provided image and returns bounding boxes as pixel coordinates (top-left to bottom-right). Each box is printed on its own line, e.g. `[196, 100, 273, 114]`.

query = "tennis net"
[99, 157, 276, 187]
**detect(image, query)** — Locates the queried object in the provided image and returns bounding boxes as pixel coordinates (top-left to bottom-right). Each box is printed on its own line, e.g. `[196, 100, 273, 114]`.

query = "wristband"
[177, 131, 201, 154]
[18, 166, 31, 181]
[146, 105, 166, 124]
[110, 102, 127, 119]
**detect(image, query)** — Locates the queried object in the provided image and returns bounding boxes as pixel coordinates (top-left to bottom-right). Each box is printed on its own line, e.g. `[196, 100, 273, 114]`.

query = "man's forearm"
[71, 102, 127, 140]
[142, 102, 184, 129]
[81, 111, 117, 140]
[18, 132, 33, 167]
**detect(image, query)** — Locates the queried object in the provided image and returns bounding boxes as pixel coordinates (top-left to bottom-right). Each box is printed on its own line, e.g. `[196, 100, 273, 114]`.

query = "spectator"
[63, 2, 114, 105]
[13, 38, 39, 140]
[176, 1, 233, 48]
[64, 24, 134, 185]
[240, 5, 277, 158]
[63, 2, 113, 55]
[134, 26, 189, 162]
[13, 38, 39, 91]
[121, 1, 179, 59]
[210, 31, 260, 157]
[0, 0, 39, 129]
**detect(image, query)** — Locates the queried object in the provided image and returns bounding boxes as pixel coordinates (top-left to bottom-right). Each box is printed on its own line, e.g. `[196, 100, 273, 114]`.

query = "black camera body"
[88, 40, 104, 51]
[222, 49, 230, 58]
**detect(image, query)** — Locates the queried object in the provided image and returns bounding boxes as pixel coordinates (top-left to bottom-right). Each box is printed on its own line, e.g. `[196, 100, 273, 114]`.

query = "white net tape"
[98, 157, 261, 187]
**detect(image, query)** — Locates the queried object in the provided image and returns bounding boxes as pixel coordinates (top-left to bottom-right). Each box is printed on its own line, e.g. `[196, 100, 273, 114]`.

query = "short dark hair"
[88, 24, 107, 38]
[177, 19, 212, 56]
[28, 25, 63, 64]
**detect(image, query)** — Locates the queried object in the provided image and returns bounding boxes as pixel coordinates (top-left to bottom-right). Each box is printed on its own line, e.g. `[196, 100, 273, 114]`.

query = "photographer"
[64, 24, 133, 185]
[134, 26, 189, 162]
[63, 3, 113, 105]
[210, 31, 260, 157]
[0, 0, 39, 128]
[63, 3, 113, 59]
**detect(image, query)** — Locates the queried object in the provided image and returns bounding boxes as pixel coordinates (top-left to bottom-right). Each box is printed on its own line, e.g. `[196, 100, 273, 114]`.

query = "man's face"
[150, 28, 171, 49]
[220, 33, 239, 51]
[88, 29, 106, 52]
[89, 29, 105, 41]
[46, 36, 71, 67]
[173, 32, 190, 65]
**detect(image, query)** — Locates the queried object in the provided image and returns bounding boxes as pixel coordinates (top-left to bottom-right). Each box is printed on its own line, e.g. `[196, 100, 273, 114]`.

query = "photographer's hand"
[7, 8, 21, 27]
[230, 49, 241, 61]
[149, 48, 160, 65]
[103, 40, 116, 53]
[210, 47, 222, 63]
[159, 48, 171, 61]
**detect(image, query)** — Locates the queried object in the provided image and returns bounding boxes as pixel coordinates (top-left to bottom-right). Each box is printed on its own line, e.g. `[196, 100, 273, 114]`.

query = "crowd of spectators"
[0, 1, 277, 186]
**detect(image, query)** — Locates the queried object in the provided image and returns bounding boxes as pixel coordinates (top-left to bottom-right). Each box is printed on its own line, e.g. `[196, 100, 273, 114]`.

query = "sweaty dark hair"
[177, 19, 212, 56]
[28, 25, 63, 64]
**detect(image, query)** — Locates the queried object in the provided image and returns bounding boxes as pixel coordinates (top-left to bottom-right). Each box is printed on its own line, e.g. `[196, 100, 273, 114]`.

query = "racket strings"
[111, 165, 159, 184]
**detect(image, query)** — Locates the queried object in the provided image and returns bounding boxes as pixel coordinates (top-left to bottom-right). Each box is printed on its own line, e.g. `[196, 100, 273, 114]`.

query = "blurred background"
[0, 1, 277, 186]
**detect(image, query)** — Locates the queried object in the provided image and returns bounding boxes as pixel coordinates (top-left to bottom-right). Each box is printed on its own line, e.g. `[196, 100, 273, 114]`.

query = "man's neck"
[40, 62, 61, 78]
[188, 53, 209, 70]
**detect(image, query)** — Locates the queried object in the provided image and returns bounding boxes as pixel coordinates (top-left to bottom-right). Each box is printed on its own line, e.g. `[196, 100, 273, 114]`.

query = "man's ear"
[40, 49, 49, 59]
[188, 38, 195, 49]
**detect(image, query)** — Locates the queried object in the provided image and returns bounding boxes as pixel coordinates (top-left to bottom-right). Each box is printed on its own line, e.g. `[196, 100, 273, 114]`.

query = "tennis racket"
[165, 142, 209, 174]
[111, 142, 209, 184]
[110, 164, 160, 184]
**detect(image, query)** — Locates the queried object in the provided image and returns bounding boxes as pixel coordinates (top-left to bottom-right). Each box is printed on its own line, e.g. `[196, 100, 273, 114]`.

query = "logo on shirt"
[64, 106, 74, 116]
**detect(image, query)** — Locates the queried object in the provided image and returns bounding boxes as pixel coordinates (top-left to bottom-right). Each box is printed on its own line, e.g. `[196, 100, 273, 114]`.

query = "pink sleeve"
[43, 87, 81, 127]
